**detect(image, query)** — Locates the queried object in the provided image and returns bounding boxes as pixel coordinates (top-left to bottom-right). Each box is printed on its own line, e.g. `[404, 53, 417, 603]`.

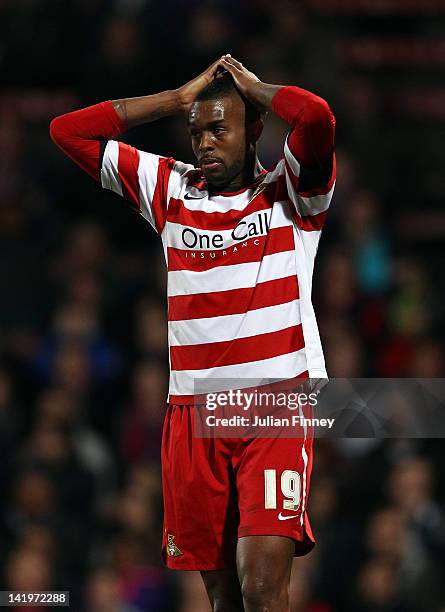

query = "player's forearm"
[112, 89, 184, 128]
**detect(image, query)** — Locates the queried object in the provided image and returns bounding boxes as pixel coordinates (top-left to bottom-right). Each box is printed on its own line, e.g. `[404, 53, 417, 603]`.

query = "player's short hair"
[195, 71, 261, 124]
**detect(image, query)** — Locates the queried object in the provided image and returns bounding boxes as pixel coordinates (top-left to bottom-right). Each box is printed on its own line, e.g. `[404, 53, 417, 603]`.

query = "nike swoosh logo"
[278, 513, 298, 521]
[184, 193, 205, 200]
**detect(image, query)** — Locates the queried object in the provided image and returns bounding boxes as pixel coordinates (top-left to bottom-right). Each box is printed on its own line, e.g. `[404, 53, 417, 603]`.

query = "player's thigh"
[200, 568, 243, 611]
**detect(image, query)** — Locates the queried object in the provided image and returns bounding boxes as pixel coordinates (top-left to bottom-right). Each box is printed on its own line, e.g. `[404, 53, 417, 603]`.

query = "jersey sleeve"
[272, 86, 336, 230]
[100, 140, 177, 233]
[50, 101, 190, 234]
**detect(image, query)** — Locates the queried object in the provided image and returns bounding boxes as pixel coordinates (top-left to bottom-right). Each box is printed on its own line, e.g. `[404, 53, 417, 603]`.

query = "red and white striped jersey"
[50, 85, 336, 404]
[100, 137, 335, 404]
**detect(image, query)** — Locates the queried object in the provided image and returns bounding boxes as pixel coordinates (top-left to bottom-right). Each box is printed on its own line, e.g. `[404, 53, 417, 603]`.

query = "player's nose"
[198, 131, 214, 152]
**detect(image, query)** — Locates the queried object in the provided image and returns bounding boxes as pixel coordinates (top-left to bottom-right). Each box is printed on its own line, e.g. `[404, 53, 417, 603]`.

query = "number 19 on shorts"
[264, 469, 301, 511]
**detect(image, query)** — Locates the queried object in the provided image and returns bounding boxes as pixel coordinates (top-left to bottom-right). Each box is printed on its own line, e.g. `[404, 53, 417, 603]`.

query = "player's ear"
[249, 119, 263, 144]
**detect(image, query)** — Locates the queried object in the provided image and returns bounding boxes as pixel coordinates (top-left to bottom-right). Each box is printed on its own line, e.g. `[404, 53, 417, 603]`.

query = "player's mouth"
[200, 157, 224, 171]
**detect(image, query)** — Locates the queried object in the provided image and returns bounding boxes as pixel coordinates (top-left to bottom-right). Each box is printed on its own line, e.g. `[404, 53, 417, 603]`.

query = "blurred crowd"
[1, 0, 444, 610]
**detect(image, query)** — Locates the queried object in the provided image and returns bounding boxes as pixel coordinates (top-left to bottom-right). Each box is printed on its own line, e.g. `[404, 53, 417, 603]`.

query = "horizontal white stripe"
[181, 189, 251, 213]
[168, 299, 301, 346]
[101, 140, 122, 195]
[169, 347, 308, 396]
[168, 250, 296, 297]
[165, 204, 293, 250]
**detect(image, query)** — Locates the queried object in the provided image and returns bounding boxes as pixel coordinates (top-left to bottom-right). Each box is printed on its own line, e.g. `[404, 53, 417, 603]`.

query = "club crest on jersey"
[166, 534, 183, 557]
[181, 211, 270, 250]
[248, 182, 268, 203]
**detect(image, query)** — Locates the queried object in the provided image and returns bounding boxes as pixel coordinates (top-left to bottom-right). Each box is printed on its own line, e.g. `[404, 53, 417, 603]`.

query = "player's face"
[188, 94, 248, 188]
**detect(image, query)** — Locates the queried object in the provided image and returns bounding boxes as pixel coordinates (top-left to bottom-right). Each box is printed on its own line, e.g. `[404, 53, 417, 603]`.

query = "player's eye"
[213, 127, 225, 134]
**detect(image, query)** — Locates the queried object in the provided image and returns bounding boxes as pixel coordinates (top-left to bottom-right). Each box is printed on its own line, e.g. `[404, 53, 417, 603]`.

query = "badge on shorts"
[167, 534, 183, 557]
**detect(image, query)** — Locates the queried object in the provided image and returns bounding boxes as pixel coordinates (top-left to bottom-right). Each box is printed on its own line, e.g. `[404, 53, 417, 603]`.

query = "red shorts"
[161, 404, 315, 570]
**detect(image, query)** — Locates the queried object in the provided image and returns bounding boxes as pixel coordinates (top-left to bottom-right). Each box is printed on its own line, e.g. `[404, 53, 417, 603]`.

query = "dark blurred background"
[1, 0, 445, 610]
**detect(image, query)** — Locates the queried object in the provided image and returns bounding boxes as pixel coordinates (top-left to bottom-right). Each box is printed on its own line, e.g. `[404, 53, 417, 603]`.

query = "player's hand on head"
[177, 57, 226, 113]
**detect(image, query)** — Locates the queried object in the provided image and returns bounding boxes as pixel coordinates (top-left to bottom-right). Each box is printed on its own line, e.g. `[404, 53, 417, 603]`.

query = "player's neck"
[209, 153, 263, 194]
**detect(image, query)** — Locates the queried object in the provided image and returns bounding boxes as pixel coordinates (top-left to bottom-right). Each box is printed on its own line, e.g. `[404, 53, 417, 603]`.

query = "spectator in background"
[386, 458, 445, 564]
[289, 557, 332, 612]
[360, 505, 441, 611]
[409, 338, 445, 377]
[4, 547, 53, 609]
[182, 6, 234, 71]
[35, 387, 115, 516]
[34, 300, 119, 389]
[51, 222, 111, 281]
[133, 298, 168, 359]
[351, 555, 412, 612]
[379, 256, 437, 376]
[83, 567, 139, 612]
[306, 473, 361, 608]
[85, 15, 149, 99]
[344, 191, 390, 295]
[121, 360, 168, 464]
[324, 328, 364, 377]
[319, 249, 357, 318]
[108, 532, 173, 612]
[3, 470, 58, 541]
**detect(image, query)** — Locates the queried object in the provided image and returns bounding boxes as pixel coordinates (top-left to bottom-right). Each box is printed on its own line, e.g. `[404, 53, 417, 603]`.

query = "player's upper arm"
[272, 86, 336, 230]
[100, 139, 189, 234]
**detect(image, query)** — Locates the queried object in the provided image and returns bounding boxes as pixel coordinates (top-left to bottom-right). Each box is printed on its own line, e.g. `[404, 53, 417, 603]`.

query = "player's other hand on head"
[218, 55, 266, 111]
